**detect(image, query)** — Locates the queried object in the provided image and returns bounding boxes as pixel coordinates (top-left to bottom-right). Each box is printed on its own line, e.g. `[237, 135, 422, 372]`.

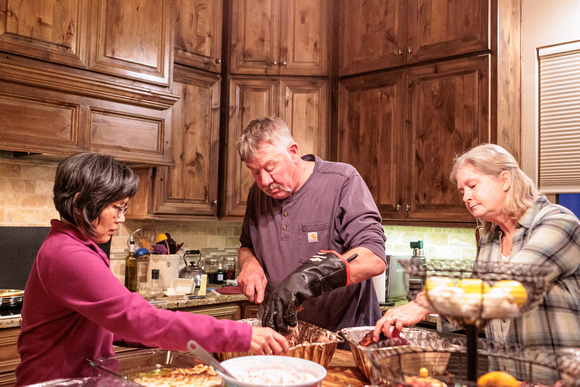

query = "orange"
[478, 371, 519, 386]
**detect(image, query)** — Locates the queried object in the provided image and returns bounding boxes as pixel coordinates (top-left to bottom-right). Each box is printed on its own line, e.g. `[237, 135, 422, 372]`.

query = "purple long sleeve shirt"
[240, 155, 387, 334]
[16, 220, 251, 386]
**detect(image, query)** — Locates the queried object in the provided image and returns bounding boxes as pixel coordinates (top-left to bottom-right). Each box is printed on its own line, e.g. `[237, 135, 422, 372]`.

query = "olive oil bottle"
[125, 235, 138, 292]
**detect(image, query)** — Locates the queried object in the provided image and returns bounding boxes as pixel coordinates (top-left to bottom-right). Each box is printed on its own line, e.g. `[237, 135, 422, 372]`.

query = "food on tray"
[133, 364, 221, 387]
[477, 371, 519, 387]
[404, 367, 447, 387]
[358, 328, 408, 347]
[284, 322, 335, 347]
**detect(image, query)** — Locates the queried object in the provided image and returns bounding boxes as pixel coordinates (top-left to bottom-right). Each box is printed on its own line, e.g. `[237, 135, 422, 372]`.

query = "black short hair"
[53, 153, 139, 237]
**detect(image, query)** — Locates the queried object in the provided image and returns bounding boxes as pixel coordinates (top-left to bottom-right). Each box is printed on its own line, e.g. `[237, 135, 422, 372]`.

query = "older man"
[236, 116, 387, 343]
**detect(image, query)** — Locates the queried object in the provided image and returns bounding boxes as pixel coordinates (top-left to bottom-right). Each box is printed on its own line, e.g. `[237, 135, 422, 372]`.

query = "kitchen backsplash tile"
[1, 157, 477, 279]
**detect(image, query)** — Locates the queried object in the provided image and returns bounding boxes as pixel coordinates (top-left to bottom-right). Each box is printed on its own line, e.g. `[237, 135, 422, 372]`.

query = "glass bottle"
[124, 235, 138, 292]
[205, 257, 219, 284]
[407, 240, 427, 301]
[148, 269, 163, 299]
[223, 257, 236, 280]
[216, 263, 224, 284]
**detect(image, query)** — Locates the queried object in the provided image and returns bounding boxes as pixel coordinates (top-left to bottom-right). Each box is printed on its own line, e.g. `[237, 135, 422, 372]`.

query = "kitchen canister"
[147, 254, 181, 290]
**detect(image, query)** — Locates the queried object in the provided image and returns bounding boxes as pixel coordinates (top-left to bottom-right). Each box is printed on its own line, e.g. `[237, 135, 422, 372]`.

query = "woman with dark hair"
[371, 144, 580, 381]
[16, 153, 289, 386]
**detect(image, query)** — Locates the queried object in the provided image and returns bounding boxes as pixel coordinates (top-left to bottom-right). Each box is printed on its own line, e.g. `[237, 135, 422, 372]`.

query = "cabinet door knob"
[408, 47, 412, 54]
[396, 203, 401, 211]
[398, 49, 403, 55]
[215, 58, 221, 64]
[212, 200, 217, 206]
[272, 60, 278, 66]
[406, 204, 410, 211]
[282, 61, 287, 66]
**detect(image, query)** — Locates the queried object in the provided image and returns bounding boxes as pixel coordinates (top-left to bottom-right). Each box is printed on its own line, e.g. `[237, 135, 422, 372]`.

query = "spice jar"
[223, 257, 236, 280]
[205, 257, 219, 284]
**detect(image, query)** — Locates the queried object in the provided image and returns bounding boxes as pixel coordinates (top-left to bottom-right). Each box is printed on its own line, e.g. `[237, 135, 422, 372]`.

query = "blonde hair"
[237, 116, 296, 162]
[450, 144, 540, 234]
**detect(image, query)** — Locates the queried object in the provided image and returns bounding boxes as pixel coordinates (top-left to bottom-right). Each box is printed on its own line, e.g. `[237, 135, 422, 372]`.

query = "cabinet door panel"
[230, 0, 280, 75]
[225, 78, 278, 217]
[0, 91, 79, 152]
[279, 78, 328, 159]
[0, 0, 88, 67]
[339, 0, 406, 76]
[152, 67, 220, 216]
[337, 71, 406, 220]
[88, 0, 172, 85]
[280, 0, 328, 76]
[407, 0, 489, 64]
[406, 56, 488, 222]
[174, 0, 223, 73]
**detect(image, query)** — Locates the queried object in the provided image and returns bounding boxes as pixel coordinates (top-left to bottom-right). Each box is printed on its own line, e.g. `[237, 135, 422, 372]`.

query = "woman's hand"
[249, 327, 290, 355]
[373, 292, 431, 341]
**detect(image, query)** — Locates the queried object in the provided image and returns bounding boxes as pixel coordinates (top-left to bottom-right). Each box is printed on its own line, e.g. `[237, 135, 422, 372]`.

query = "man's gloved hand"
[261, 250, 352, 334]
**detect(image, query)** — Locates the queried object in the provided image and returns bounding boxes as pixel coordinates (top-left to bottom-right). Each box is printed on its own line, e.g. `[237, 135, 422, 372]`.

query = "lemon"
[492, 280, 528, 307]
[478, 371, 519, 386]
[424, 276, 454, 292]
[458, 278, 490, 294]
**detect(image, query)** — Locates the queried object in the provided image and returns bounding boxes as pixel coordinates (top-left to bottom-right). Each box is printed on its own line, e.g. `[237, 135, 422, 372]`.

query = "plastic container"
[147, 254, 181, 290]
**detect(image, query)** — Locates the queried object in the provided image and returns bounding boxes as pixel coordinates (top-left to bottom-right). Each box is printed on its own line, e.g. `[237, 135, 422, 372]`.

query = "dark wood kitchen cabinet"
[0, 326, 19, 386]
[174, 0, 223, 73]
[229, 0, 329, 76]
[336, 0, 521, 225]
[338, 56, 487, 223]
[223, 77, 329, 217]
[127, 65, 221, 219]
[0, 0, 177, 165]
[339, 0, 489, 76]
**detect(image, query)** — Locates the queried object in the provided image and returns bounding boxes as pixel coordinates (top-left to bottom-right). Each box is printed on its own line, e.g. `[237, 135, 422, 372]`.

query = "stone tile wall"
[0, 157, 477, 280]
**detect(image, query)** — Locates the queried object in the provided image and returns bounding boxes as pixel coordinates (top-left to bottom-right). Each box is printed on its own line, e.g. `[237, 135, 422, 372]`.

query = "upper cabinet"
[0, 0, 177, 165]
[223, 77, 329, 217]
[230, 0, 329, 76]
[127, 66, 221, 219]
[174, 0, 223, 73]
[336, 0, 521, 225]
[0, 0, 173, 86]
[339, 0, 489, 76]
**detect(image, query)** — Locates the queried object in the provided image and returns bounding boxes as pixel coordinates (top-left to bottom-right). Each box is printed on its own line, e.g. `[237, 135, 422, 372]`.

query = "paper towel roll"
[372, 271, 386, 303]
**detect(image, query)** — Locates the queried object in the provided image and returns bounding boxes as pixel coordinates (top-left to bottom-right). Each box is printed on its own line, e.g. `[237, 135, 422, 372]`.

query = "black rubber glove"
[261, 250, 352, 334]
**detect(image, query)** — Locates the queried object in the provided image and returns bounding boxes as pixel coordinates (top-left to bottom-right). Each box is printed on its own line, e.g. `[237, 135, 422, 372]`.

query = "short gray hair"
[450, 144, 540, 234]
[237, 116, 295, 162]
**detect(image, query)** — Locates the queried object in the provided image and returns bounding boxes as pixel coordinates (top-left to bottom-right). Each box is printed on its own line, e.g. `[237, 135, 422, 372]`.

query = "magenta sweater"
[15, 220, 251, 386]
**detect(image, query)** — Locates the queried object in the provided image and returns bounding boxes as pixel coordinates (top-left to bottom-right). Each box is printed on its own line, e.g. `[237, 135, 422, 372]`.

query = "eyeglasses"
[112, 204, 130, 218]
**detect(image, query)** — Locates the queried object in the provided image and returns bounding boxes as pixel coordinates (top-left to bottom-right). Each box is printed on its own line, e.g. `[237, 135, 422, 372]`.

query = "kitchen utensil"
[187, 340, 237, 380]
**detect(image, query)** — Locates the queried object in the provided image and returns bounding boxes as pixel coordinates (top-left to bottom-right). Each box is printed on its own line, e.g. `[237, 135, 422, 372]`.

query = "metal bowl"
[339, 326, 458, 385]
[215, 318, 343, 368]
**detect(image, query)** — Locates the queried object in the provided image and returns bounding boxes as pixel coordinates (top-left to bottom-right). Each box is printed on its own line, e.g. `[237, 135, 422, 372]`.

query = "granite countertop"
[0, 290, 248, 329]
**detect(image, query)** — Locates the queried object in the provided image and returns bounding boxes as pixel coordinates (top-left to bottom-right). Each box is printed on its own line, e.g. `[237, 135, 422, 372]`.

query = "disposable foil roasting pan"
[215, 318, 343, 368]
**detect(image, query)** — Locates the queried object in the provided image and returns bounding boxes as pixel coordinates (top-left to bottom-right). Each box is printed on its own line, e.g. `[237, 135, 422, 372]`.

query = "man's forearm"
[238, 246, 258, 268]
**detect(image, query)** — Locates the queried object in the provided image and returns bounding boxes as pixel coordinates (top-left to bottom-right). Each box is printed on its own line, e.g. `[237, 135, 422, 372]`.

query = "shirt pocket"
[298, 222, 331, 263]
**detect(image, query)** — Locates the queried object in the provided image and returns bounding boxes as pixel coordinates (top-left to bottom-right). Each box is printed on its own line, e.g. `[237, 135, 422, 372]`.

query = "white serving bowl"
[218, 355, 326, 387]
